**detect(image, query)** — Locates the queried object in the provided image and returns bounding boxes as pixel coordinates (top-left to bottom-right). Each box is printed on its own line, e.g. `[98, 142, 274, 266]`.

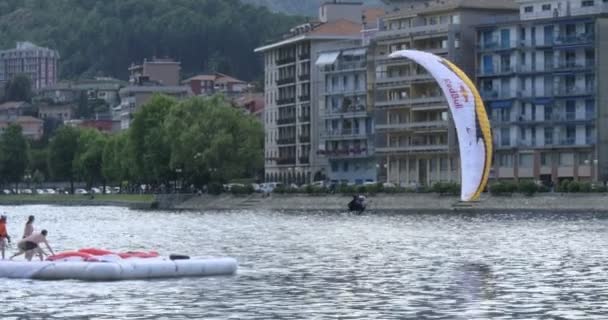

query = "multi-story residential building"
[0, 116, 44, 140]
[129, 58, 181, 86]
[118, 85, 191, 130]
[476, 0, 608, 184]
[0, 42, 59, 90]
[183, 73, 248, 96]
[255, 1, 370, 184]
[371, 0, 517, 187]
[317, 46, 376, 184]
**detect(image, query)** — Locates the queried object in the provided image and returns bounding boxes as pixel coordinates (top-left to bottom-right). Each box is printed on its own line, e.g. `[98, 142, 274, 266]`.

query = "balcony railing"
[477, 40, 519, 51]
[277, 157, 296, 165]
[323, 129, 368, 138]
[277, 138, 296, 145]
[299, 115, 310, 122]
[320, 148, 373, 159]
[277, 117, 296, 125]
[555, 87, 594, 97]
[375, 96, 445, 107]
[559, 138, 576, 145]
[299, 135, 311, 143]
[376, 120, 448, 131]
[480, 90, 515, 100]
[376, 23, 451, 39]
[299, 52, 310, 60]
[298, 95, 310, 102]
[276, 56, 296, 65]
[376, 144, 449, 153]
[299, 156, 310, 164]
[325, 104, 367, 115]
[276, 98, 296, 105]
[555, 33, 594, 45]
[322, 61, 366, 73]
[276, 77, 296, 86]
[298, 74, 310, 81]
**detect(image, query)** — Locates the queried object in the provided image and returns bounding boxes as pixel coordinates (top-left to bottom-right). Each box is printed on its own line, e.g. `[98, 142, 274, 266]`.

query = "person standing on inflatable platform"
[10, 230, 55, 261]
[22, 215, 35, 239]
[0, 215, 11, 259]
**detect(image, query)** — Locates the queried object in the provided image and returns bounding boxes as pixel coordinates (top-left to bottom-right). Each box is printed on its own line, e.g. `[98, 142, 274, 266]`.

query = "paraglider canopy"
[389, 50, 493, 202]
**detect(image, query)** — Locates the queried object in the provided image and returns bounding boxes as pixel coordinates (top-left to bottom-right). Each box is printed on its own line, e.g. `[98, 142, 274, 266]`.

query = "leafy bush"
[579, 182, 592, 193]
[337, 184, 356, 195]
[557, 180, 570, 192]
[517, 180, 538, 196]
[592, 184, 608, 193]
[207, 183, 224, 195]
[490, 181, 517, 196]
[567, 181, 580, 193]
[432, 182, 460, 195]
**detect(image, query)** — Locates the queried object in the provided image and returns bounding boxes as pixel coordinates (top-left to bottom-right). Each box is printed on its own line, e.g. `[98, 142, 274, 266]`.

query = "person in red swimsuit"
[0, 215, 12, 260]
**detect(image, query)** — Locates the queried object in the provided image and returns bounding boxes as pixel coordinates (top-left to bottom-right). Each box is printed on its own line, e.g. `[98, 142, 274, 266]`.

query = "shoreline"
[1, 193, 608, 213]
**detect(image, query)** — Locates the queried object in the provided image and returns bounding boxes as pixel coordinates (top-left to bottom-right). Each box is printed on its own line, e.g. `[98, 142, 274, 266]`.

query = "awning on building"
[342, 48, 366, 56]
[315, 52, 340, 66]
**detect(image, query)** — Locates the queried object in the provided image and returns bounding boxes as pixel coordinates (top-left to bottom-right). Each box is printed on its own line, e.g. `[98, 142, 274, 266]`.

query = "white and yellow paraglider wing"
[388, 50, 492, 201]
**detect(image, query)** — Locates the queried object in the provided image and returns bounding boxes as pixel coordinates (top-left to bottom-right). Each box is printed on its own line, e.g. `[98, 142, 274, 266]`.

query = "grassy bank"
[0, 194, 155, 204]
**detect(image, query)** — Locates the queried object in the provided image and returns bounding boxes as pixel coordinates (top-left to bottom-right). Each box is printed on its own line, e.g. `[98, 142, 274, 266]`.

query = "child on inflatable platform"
[23, 215, 35, 239]
[10, 230, 55, 261]
[0, 215, 11, 260]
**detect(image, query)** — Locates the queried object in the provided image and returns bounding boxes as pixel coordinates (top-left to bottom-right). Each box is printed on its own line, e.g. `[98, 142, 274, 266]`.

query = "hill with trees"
[0, 0, 302, 81]
[241, 0, 384, 16]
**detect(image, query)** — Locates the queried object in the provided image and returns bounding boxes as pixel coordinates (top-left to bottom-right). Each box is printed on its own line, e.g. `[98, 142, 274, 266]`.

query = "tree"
[102, 132, 131, 187]
[48, 126, 80, 193]
[3, 74, 32, 102]
[0, 124, 29, 189]
[28, 147, 49, 183]
[74, 128, 107, 189]
[164, 96, 264, 188]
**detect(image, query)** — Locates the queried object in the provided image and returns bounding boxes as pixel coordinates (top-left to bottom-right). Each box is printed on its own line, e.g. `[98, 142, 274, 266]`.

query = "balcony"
[554, 33, 594, 46]
[480, 90, 515, 101]
[554, 87, 594, 98]
[277, 138, 296, 145]
[298, 95, 310, 102]
[322, 129, 369, 139]
[299, 52, 310, 60]
[277, 117, 296, 125]
[325, 104, 367, 117]
[276, 98, 296, 106]
[298, 74, 310, 81]
[554, 60, 595, 71]
[299, 156, 310, 164]
[299, 135, 311, 143]
[375, 95, 445, 108]
[559, 138, 576, 146]
[477, 65, 517, 77]
[376, 120, 448, 132]
[276, 77, 296, 86]
[322, 148, 374, 159]
[376, 144, 449, 153]
[376, 23, 451, 40]
[477, 40, 518, 52]
[276, 56, 296, 65]
[277, 157, 296, 165]
[322, 61, 366, 73]
[299, 115, 311, 122]
[376, 73, 433, 84]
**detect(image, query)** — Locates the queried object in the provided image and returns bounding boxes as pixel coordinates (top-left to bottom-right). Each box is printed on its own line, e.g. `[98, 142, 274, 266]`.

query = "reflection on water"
[0, 206, 607, 319]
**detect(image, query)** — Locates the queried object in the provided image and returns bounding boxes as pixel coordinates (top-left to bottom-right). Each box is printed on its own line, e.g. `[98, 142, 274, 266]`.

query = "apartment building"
[317, 46, 376, 184]
[0, 42, 59, 90]
[476, 0, 608, 184]
[254, 1, 368, 184]
[129, 58, 181, 86]
[371, 0, 518, 187]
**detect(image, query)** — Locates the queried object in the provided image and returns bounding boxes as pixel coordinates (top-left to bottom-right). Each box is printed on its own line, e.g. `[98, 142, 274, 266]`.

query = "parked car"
[21, 189, 33, 194]
[2, 189, 11, 195]
[90, 187, 102, 194]
[113, 187, 121, 194]
[45, 189, 57, 194]
[35, 189, 46, 195]
[75, 189, 89, 195]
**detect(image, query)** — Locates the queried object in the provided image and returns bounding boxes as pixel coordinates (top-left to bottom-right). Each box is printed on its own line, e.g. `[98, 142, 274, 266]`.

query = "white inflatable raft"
[0, 257, 238, 281]
[0, 258, 237, 281]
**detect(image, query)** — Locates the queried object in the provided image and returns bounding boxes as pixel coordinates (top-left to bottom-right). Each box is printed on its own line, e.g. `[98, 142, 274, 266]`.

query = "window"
[581, 0, 594, 6]
[331, 162, 339, 172]
[519, 154, 534, 168]
[559, 153, 574, 166]
[545, 127, 554, 144]
[524, 6, 533, 12]
[451, 15, 460, 24]
[500, 127, 511, 146]
[499, 154, 513, 167]
[579, 152, 591, 165]
[542, 4, 551, 10]
[440, 158, 448, 171]
[541, 153, 552, 166]
[343, 162, 349, 172]
[585, 100, 595, 119]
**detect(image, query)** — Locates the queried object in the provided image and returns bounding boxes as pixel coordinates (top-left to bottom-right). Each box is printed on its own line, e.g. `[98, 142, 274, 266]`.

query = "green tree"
[3, 74, 32, 102]
[164, 96, 263, 188]
[0, 124, 29, 189]
[102, 132, 131, 186]
[48, 126, 80, 193]
[28, 147, 49, 183]
[129, 94, 174, 186]
[74, 128, 107, 189]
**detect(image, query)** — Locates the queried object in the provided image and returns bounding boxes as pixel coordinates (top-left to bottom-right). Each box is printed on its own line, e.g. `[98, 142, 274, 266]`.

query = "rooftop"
[384, 0, 518, 19]
[0, 101, 29, 111]
[183, 73, 246, 84]
[255, 19, 363, 52]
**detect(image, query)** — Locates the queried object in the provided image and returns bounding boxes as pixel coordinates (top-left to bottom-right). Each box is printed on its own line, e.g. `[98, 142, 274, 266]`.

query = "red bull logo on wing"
[443, 78, 465, 109]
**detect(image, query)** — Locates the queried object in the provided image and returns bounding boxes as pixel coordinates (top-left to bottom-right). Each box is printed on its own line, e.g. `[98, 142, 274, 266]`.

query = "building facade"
[371, 1, 517, 187]
[0, 42, 59, 90]
[129, 58, 181, 86]
[183, 73, 248, 96]
[255, 2, 366, 184]
[317, 46, 376, 184]
[476, 0, 608, 184]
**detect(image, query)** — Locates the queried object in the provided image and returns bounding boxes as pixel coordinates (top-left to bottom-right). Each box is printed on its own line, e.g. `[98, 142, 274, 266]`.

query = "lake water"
[0, 206, 607, 319]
